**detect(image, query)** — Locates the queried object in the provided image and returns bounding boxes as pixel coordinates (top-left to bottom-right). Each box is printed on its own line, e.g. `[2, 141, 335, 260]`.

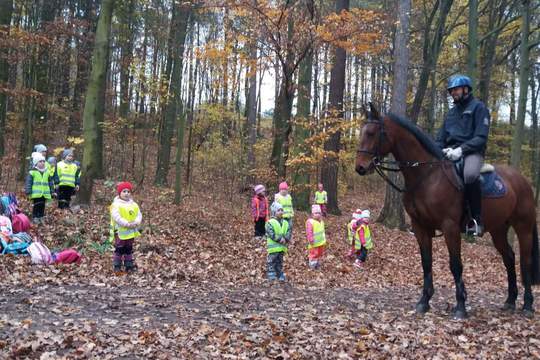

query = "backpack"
[27, 242, 53, 264]
[12, 213, 31, 234]
[54, 249, 82, 264]
[0, 235, 30, 255]
[0, 193, 19, 218]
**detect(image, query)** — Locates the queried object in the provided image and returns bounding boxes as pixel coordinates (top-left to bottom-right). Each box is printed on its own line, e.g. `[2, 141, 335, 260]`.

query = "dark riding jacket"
[435, 95, 490, 156]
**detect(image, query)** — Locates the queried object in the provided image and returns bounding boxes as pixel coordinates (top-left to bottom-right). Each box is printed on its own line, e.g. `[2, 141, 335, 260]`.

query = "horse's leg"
[514, 222, 535, 317]
[443, 225, 467, 319]
[412, 222, 434, 314]
[490, 226, 518, 312]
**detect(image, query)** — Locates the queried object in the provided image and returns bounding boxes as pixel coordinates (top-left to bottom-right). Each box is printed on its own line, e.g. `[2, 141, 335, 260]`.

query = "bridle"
[356, 115, 442, 193]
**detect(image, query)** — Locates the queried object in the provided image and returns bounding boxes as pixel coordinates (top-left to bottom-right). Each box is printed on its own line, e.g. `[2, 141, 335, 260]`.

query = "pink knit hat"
[279, 181, 288, 191]
[311, 204, 321, 215]
[254, 184, 265, 195]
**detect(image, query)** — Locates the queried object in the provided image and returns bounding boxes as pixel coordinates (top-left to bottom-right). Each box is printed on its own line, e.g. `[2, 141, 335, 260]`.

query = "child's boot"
[113, 259, 122, 272]
[309, 260, 319, 270]
[278, 273, 286, 282]
[124, 260, 138, 273]
[353, 259, 364, 269]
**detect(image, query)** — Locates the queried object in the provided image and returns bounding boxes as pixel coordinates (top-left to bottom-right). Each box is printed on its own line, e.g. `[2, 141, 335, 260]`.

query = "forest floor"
[1, 181, 540, 359]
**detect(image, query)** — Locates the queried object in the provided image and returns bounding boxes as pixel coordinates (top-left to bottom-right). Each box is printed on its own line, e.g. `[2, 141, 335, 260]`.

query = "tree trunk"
[0, 0, 13, 159]
[292, 48, 313, 211]
[155, 1, 190, 187]
[510, 0, 530, 169]
[408, 0, 453, 123]
[246, 36, 258, 181]
[320, 0, 349, 215]
[172, 4, 192, 203]
[467, 0, 478, 88]
[376, 0, 410, 230]
[78, 0, 115, 204]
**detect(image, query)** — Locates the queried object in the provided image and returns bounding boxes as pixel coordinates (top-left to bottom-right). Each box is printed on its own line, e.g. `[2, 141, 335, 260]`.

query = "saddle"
[453, 161, 507, 198]
[452, 160, 507, 236]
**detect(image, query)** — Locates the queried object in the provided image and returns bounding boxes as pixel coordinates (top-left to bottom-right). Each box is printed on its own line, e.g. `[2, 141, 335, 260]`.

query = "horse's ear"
[368, 102, 380, 120]
[361, 104, 368, 119]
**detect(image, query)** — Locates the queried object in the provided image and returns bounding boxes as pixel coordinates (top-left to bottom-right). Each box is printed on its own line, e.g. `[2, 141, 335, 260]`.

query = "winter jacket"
[265, 217, 291, 242]
[435, 95, 490, 156]
[25, 167, 54, 198]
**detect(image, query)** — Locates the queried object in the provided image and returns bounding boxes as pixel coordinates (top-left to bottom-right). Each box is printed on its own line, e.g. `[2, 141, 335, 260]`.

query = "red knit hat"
[117, 181, 133, 195]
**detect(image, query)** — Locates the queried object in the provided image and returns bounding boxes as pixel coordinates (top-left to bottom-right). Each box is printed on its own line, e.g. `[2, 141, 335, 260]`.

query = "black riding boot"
[465, 179, 484, 236]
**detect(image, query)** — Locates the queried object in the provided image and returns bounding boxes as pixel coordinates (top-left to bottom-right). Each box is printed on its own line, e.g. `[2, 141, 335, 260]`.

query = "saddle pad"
[480, 171, 507, 198]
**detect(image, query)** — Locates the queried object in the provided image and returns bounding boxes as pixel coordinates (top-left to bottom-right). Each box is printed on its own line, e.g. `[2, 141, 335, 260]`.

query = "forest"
[0, 0, 540, 358]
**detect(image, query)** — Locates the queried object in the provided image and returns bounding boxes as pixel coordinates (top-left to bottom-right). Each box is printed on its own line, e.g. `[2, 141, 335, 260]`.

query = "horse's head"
[355, 102, 392, 175]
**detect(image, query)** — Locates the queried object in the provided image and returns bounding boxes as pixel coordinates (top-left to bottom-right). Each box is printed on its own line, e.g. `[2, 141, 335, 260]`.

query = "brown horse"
[355, 103, 540, 319]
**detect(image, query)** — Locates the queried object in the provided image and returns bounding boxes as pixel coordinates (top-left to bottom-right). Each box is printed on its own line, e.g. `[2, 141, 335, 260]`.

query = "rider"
[435, 74, 490, 236]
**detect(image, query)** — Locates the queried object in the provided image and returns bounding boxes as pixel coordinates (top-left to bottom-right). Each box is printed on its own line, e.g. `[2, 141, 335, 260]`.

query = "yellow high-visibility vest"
[109, 202, 141, 240]
[266, 218, 289, 254]
[307, 218, 326, 249]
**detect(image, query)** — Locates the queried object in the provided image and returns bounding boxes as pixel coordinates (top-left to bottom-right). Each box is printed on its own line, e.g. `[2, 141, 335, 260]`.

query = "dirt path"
[2, 281, 539, 359]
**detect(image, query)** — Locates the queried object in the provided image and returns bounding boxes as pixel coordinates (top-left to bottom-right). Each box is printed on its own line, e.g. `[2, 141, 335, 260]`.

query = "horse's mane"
[387, 113, 444, 160]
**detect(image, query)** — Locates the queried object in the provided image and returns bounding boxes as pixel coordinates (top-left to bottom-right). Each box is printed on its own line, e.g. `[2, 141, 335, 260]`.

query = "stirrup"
[466, 219, 483, 237]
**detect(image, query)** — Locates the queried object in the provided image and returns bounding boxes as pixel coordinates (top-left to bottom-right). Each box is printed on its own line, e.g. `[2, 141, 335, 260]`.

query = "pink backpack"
[27, 242, 53, 265]
[12, 213, 31, 233]
[54, 249, 82, 264]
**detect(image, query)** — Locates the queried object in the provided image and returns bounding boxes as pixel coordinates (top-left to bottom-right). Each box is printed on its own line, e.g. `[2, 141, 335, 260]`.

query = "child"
[47, 156, 57, 178]
[28, 144, 48, 171]
[265, 202, 291, 281]
[275, 181, 294, 230]
[54, 148, 80, 209]
[306, 204, 327, 269]
[313, 183, 328, 217]
[109, 181, 142, 272]
[352, 210, 373, 268]
[251, 184, 269, 239]
[25, 153, 55, 224]
[346, 209, 362, 259]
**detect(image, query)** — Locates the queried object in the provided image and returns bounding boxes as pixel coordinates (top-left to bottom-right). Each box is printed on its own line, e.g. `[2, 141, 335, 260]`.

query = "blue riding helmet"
[447, 75, 472, 91]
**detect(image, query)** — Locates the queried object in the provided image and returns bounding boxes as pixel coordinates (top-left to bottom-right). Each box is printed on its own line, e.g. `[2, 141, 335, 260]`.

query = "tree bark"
[79, 0, 115, 204]
[0, 0, 13, 159]
[155, 1, 190, 187]
[246, 35, 258, 180]
[510, 0, 530, 169]
[292, 48, 313, 211]
[467, 0, 478, 88]
[320, 0, 349, 215]
[408, 0, 453, 123]
[172, 3, 193, 203]
[376, 0, 410, 230]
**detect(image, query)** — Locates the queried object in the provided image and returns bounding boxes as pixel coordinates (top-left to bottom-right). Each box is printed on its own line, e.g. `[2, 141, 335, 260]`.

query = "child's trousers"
[308, 246, 325, 269]
[32, 197, 46, 219]
[113, 236, 134, 262]
[267, 252, 284, 280]
[254, 218, 266, 237]
[57, 186, 74, 209]
[356, 246, 367, 262]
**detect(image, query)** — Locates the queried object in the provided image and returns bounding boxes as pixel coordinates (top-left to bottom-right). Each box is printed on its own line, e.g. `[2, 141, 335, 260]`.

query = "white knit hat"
[352, 208, 362, 220]
[311, 204, 322, 215]
[359, 210, 371, 219]
[31, 152, 46, 167]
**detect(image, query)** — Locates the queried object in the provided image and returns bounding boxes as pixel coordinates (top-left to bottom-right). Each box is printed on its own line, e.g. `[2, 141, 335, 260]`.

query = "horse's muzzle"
[355, 164, 368, 175]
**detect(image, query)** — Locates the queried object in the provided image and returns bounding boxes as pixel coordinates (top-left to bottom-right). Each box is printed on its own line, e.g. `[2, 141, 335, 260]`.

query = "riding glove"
[446, 147, 463, 161]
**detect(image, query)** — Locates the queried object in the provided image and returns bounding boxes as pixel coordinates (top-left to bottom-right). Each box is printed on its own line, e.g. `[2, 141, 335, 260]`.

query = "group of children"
[21, 144, 143, 273]
[251, 182, 373, 281]
[24, 144, 81, 224]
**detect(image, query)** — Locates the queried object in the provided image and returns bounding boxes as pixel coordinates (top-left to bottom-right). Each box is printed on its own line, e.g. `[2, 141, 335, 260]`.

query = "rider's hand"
[446, 147, 463, 161]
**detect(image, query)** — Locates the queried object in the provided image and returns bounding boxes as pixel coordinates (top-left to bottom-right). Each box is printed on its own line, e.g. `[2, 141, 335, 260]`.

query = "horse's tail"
[531, 222, 540, 285]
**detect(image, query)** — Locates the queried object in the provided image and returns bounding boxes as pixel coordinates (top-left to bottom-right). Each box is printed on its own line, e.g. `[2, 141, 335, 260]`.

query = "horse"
[355, 102, 540, 319]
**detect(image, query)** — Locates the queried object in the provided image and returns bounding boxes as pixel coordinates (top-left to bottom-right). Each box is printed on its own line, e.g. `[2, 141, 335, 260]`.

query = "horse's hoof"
[451, 307, 468, 320]
[501, 302, 516, 313]
[415, 302, 430, 314]
[522, 308, 534, 319]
